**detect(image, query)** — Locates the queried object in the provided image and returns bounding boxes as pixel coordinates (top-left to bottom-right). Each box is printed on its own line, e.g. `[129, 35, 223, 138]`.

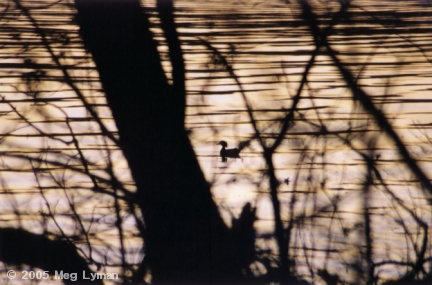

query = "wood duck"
[218, 140, 242, 162]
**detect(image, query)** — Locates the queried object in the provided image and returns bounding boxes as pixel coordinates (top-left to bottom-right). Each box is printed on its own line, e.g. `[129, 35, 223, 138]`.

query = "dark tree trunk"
[74, 0, 250, 283]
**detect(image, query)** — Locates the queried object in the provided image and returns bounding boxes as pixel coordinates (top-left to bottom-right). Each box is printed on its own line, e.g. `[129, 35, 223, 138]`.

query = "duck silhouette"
[218, 140, 248, 162]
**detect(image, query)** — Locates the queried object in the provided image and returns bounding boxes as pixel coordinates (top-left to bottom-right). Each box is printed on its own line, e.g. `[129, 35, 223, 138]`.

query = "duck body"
[218, 140, 241, 162]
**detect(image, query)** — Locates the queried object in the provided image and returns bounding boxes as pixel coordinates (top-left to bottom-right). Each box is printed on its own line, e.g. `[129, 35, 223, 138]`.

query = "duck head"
[218, 140, 228, 148]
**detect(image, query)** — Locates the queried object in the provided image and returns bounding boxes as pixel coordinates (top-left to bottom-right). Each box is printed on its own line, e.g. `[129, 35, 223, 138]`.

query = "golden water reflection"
[0, 0, 431, 284]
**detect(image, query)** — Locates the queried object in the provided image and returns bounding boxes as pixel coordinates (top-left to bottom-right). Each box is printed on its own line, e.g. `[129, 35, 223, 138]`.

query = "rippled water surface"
[0, 0, 431, 284]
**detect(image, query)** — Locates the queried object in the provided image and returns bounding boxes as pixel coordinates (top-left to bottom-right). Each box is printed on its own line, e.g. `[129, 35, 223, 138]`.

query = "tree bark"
[74, 0, 248, 283]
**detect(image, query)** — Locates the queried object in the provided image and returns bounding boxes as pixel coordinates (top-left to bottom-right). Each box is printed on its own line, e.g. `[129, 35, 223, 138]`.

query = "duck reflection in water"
[218, 140, 248, 162]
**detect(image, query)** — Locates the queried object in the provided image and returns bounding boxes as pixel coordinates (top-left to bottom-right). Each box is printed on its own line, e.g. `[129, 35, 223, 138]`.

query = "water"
[0, 0, 431, 284]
